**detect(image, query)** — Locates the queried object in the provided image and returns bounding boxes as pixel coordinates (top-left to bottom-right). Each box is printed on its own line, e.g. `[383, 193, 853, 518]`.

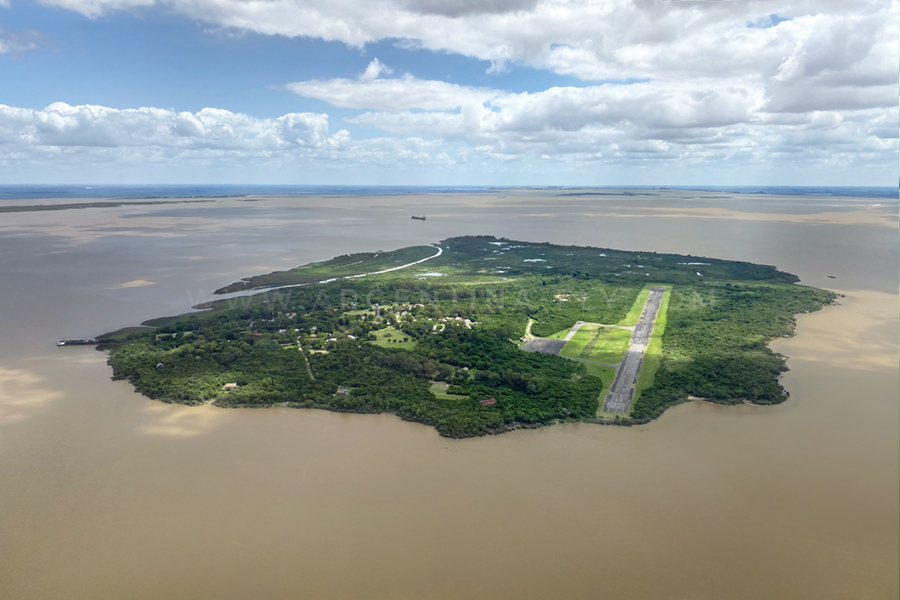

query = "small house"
[480, 398, 496, 406]
[223, 383, 239, 391]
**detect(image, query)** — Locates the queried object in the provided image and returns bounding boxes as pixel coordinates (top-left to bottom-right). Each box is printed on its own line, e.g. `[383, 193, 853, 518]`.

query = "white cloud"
[0, 101, 462, 182]
[344, 77, 897, 172]
[34, 0, 897, 181]
[0, 24, 44, 55]
[284, 59, 502, 111]
[1, 85, 895, 184]
[360, 58, 392, 82]
[1, 102, 338, 149]
[36, 0, 898, 85]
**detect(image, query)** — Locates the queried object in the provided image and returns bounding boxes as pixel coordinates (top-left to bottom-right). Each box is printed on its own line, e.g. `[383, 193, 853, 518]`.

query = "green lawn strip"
[369, 326, 418, 350]
[617, 286, 651, 326]
[558, 324, 601, 357]
[429, 381, 468, 400]
[633, 287, 671, 402]
[581, 363, 617, 402]
[561, 325, 630, 363]
[546, 327, 572, 340]
[587, 329, 632, 363]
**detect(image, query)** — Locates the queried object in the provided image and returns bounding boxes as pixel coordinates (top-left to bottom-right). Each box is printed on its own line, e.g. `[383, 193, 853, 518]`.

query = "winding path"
[343, 245, 443, 279]
[213, 245, 443, 303]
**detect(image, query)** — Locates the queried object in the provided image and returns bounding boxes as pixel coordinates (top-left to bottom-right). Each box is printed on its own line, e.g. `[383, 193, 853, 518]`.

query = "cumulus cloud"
[0, 102, 462, 181]
[343, 76, 897, 169]
[359, 57, 392, 81]
[400, 0, 538, 18]
[0, 102, 340, 149]
[5, 0, 899, 182]
[36, 0, 898, 84]
[284, 58, 502, 111]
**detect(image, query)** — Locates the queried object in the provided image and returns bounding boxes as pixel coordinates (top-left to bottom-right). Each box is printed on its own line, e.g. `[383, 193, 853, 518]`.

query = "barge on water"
[57, 338, 99, 347]
[411, 215, 426, 221]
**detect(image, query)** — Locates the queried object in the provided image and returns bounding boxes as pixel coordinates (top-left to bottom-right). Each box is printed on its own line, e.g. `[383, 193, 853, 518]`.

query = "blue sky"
[0, 0, 896, 185]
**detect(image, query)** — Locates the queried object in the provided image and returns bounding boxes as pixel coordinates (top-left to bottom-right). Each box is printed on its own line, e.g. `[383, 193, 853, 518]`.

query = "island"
[100, 236, 835, 438]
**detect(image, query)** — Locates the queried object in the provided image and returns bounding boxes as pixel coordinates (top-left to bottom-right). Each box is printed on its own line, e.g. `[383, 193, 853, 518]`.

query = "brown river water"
[0, 190, 897, 599]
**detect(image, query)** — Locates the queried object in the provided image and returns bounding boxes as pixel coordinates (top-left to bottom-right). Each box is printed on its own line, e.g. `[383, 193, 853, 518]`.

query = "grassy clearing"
[561, 325, 631, 364]
[596, 410, 630, 421]
[429, 381, 468, 400]
[581, 362, 617, 401]
[559, 323, 601, 355]
[547, 328, 572, 340]
[617, 286, 651, 326]
[369, 326, 418, 350]
[633, 287, 671, 401]
[587, 329, 632, 363]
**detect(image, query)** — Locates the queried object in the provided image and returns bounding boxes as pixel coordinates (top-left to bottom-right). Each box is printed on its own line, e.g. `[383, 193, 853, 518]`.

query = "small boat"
[411, 215, 426, 221]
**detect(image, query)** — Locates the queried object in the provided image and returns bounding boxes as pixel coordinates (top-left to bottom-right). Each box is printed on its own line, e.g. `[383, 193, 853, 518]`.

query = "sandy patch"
[109, 278, 156, 289]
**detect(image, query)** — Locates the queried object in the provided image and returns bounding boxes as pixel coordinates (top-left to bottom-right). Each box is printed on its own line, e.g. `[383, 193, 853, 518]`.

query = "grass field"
[429, 381, 468, 400]
[369, 326, 418, 350]
[633, 287, 671, 401]
[617, 286, 652, 326]
[580, 362, 617, 403]
[546, 328, 571, 340]
[560, 324, 631, 364]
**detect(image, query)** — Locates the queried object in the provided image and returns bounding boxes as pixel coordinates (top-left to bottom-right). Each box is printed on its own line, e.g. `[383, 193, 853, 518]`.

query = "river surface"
[1, 189, 897, 599]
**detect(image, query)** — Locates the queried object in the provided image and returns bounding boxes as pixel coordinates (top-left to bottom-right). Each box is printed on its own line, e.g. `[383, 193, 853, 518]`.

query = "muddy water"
[0, 191, 896, 599]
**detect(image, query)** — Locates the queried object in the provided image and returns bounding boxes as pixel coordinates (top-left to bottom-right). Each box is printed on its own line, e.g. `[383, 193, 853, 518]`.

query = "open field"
[369, 326, 418, 350]
[560, 324, 631, 364]
[580, 363, 617, 403]
[429, 381, 468, 400]
[618, 286, 652, 326]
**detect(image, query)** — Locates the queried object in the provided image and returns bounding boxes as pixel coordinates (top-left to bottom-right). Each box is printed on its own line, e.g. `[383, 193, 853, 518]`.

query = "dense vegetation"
[630, 283, 834, 421]
[102, 236, 834, 437]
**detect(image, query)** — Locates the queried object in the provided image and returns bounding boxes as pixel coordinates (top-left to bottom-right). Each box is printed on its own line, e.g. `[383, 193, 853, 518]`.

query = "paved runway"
[602, 287, 666, 413]
[521, 338, 567, 355]
[522, 320, 585, 355]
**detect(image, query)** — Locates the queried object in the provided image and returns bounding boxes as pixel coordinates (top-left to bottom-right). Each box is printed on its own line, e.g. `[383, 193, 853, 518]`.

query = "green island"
[101, 236, 835, 438]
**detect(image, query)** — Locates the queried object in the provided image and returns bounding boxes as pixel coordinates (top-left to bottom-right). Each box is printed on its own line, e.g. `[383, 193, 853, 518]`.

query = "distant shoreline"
[1, 184, 896, 201]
